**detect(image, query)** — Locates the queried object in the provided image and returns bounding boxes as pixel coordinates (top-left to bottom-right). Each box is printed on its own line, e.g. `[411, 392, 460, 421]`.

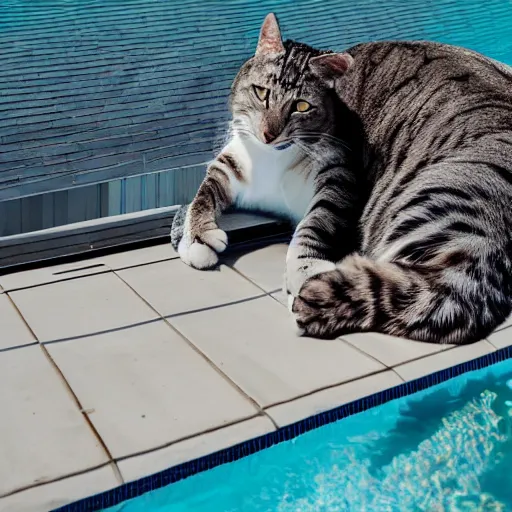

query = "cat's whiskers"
[232, 126, 257, 141]
[293, 132, 352, 152]
[292, 139, 325, 163]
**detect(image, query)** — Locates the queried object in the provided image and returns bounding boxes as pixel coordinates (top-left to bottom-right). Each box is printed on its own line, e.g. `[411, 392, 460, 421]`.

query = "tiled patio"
[1, 231, 511, 512]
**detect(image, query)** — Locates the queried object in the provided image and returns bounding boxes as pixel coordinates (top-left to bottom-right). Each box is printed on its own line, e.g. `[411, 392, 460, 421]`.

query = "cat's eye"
[253, 85, 269, 102]
[295, 100, 312, 113]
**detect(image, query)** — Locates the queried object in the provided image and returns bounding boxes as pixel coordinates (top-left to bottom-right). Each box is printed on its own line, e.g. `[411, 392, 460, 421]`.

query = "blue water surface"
[106, 357, 512, 511]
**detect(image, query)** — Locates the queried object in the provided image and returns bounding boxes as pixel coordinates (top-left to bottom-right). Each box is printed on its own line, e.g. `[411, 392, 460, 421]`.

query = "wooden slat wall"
[0, 166, 205, 236]
[0, 185, 107, 236]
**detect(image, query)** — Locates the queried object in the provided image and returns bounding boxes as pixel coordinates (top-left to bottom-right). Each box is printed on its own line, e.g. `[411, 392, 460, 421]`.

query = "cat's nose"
[263, 129, 277, 144]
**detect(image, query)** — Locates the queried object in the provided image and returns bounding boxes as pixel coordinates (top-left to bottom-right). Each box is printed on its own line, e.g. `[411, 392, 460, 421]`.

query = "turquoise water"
[106, 358, 512, 511]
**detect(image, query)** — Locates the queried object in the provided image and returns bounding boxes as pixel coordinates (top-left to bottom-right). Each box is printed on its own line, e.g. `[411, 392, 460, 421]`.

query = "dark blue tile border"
[52, 344, 512, 512]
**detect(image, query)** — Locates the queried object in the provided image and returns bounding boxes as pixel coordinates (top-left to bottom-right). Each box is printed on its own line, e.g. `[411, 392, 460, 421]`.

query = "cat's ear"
[309, 53, 354, 81]
[256, 13, 284, 56]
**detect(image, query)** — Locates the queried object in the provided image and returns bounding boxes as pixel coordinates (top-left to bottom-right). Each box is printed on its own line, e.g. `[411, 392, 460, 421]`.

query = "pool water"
[106, 358, 512, 511]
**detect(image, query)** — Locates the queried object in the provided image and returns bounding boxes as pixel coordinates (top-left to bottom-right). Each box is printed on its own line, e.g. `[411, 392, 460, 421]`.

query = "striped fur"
[174, 14, 512, 344]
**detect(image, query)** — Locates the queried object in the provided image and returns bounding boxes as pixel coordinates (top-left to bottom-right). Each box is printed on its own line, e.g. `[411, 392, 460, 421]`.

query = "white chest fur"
[225, 135, 315, 225]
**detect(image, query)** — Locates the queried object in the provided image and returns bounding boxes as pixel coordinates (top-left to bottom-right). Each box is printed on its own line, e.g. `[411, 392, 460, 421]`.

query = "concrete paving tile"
[342, 332, 444, 368]
[266, 370, 403, 427]
[225, 242, 287, 292]
[10, 272, 158, 343]
[0, 346, 107, 497]
[170, 295, 385, 408]
[0, 294, 35, 350]
[118, 260, 262, 318]
[119, 416, 275, 482]
[46, 319, 258, 459]
[393, 340, 495, 381]
[0, 260, 109, 291]
[487, 326, 512, 349]
[0, 465, 118, 512]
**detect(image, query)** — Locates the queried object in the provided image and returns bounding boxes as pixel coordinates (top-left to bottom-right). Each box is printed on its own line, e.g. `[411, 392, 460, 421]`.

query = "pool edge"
[51, 344, 512, 512]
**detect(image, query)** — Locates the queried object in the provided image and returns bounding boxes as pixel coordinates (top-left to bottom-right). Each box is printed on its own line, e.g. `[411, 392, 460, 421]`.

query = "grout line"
[37, 294, 268, 346]
[0, 462, 116, 500]
[341, 337, 494, 376]
[0, 341, 39, 354]
[485, 336, 501, 351]
[492, 322, 512, 334]
[3, 268, 113, 294]
[338, 336, 393, 370]
[114, 270, 279, 430]
[227, 264, 281, 297]
[41, 317, 162, 346]
[390, 368, 406, 383]
[112, 255, 178, 272]
[261, 367, 392, 411]
[4, 294, 38, 342]
[391, 340, 498, 378]
[163, 293, 267, 319]
[267, 290, 288, 307]
[38, 345, 125, 486]
[10, 298, 268, 349]
[4, 294, 124, 487]
[113, 412, 275, 465]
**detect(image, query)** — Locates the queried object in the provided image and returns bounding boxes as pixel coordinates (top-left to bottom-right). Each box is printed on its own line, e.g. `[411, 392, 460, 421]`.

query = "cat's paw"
[178, 228, 228, 270]
[284, 257, 336, 312]
[291, 270, 348, 339]
[171, 205, 228, 270]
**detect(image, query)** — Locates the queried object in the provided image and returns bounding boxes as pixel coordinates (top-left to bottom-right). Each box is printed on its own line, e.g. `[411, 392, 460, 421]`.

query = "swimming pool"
[53, 349, 512, 512]
[114, 358, 512, 511]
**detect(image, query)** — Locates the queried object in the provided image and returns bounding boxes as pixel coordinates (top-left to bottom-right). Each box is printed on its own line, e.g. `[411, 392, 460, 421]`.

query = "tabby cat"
[171, 13, 512, 344]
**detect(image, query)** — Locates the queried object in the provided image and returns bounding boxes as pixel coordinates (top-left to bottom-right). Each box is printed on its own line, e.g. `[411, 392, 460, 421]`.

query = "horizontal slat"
[0, 208, 291, 270]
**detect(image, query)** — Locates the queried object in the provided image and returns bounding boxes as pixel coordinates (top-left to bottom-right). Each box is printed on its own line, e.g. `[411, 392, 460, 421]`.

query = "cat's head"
[230, 13, 353, 150]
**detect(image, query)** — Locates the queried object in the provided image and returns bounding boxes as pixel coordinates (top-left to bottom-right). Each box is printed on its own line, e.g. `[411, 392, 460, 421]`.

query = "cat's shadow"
[217, 209, 292, 273]
[222, 236, 290, 273]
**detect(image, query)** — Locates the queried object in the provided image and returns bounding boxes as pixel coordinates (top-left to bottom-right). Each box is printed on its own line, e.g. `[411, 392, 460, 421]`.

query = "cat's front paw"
[171, 205, 228, 270]
[284, 257, 336, 311]
[178, 228, 228, 270]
